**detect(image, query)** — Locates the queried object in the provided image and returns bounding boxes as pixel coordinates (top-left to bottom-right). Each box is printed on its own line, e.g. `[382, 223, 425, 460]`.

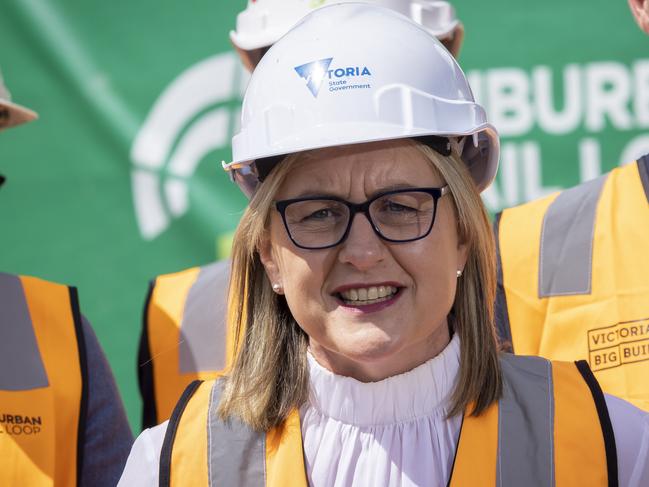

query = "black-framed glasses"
[275, 186, 450, 250]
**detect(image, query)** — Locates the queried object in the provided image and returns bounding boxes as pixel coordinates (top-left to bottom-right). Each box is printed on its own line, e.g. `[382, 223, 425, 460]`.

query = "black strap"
[138, 280, 157, 430]
[493, 212, 514, 352]
[159, 380, 203, 487]
[69, 286, 89, 487]
[416, 135, 452, 156]
[575, 360, 618, 487]
[637, 154, 649, 205]
[256, 155, 285, 182]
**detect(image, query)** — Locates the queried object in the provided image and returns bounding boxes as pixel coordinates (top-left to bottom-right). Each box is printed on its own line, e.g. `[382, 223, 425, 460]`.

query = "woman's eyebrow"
[288, 188, 345, 199]
[365, 183, 421, 198]
[286, 183, 423, 200]
[372, 183, 419, 192]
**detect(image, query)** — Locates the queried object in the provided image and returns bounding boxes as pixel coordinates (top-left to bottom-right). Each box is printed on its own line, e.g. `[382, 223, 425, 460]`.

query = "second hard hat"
[231, 0, 463, 70]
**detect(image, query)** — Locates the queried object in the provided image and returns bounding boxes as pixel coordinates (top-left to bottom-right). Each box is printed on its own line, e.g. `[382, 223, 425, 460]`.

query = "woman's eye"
[302, 208, 338, 221]
[307, 209, 332, 219]
[385, 201, 417, 213]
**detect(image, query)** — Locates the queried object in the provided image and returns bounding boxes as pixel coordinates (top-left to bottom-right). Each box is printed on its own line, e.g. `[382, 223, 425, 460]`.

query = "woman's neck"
[308, 321, 451, 382]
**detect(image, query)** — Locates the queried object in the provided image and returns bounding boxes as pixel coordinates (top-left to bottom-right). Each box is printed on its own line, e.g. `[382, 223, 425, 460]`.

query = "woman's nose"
[337, 213, 387, 270]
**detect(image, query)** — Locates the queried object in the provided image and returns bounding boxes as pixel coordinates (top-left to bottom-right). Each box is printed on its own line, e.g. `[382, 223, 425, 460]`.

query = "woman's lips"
[333, 286, 404, 314]
[339, 285, 398, 302]
[331, 281, 403, 295]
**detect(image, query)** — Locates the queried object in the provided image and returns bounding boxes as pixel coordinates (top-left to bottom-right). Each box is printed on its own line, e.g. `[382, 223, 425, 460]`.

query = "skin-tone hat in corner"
[0, 70, 38, 131]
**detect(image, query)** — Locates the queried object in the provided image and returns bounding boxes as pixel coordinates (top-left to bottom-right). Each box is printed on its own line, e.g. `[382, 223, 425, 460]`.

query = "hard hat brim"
[230, 29, 277, 53]
[225, 123, 499, 197]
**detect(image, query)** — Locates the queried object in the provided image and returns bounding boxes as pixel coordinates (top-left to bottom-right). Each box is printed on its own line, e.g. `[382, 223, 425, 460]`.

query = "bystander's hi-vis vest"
[495, 155, 649, 412]
[159, 355, 616, 487]
[0, 273, 87, 487]
[138, 260, 233, 428]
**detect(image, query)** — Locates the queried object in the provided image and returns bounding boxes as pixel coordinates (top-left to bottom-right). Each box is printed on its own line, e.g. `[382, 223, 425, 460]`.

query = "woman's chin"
[314, 333, 411, 376]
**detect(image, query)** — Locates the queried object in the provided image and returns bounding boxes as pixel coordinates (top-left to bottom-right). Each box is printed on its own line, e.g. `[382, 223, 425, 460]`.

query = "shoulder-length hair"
[218, 139, 502, 431]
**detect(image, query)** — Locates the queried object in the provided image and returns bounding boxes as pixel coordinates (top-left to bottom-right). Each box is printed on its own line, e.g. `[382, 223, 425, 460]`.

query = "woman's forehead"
[277, 141, 442, 198]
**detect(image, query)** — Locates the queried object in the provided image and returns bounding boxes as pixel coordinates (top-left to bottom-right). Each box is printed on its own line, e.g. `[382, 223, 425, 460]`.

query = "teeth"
[340, 286, 398, 302]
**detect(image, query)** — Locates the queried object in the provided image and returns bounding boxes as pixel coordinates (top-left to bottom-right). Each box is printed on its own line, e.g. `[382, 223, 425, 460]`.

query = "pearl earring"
[272, 283, 282, 292]
[456, 270, 463, 278]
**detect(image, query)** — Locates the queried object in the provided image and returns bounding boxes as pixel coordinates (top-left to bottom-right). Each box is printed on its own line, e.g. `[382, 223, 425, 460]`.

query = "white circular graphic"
[130, 52, 249, 240]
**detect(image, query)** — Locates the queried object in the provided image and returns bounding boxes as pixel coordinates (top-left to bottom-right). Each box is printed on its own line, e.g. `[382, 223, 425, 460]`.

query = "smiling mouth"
[336, 285, 400, 306]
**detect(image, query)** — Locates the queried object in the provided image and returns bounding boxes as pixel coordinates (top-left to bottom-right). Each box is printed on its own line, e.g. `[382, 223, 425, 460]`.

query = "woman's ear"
[629, 0, 649, 34]
[258, 233, 283, 292]
[456, 239, 469, 275]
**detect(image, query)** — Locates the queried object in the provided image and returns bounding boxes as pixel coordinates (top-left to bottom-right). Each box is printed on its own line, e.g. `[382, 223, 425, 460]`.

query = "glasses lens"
[283, 199, 350, 248]
[370, 191, 436, 241]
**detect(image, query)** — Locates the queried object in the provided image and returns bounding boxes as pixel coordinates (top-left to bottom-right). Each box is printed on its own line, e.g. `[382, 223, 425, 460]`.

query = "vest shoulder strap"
[141, 261, 232, 428]
[0, 272, 50, 390]
[569, 360, 618, 486]
[498, 158, 647, 317]
[160, 380, 209, 487]
[0, 273, 86, 487]
[164, 378, 307, 486]
[538, 175, 608, 297]
[450, 355, 615, 487]
[498, 173, 608, 301]
[496, 174, 609, 353]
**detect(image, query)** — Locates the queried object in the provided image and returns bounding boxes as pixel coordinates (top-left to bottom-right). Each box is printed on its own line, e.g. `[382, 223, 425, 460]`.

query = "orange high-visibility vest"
[0, 273, 86, 487]
[138, 260, 234, 428]
[160, 355, 615, 486]
[495, 156, 649, 411]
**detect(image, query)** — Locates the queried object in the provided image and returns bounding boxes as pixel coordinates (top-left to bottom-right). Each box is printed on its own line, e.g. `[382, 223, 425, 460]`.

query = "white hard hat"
[231, 0, 464, 70]
[0, 70, 38, 131]
[224, 3, 499, 196]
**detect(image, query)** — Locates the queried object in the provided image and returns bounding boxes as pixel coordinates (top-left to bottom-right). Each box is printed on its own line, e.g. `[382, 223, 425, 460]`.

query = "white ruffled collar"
[305, 333, 461, 427]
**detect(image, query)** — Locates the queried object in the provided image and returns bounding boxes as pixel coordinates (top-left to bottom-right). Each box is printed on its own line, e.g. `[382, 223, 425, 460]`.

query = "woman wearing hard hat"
[139, 0, 466, 431]
[121, 4, 649, 486]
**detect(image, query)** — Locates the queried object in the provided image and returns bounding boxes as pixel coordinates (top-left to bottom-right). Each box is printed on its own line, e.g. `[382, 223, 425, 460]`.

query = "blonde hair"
[218, 139, 501, 430]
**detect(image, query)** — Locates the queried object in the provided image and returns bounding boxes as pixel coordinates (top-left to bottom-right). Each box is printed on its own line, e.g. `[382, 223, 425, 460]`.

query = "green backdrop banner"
[1, 0, 646, 430]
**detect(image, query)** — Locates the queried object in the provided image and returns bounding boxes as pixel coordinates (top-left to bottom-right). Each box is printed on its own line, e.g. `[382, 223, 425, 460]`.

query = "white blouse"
[118, 335, 649, 486]
[300, 334, 462, 487]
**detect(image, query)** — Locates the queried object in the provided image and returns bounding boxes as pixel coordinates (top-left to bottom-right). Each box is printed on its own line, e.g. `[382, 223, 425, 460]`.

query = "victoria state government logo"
[0, 413, 43, 436]
[294, 57, 372, 97]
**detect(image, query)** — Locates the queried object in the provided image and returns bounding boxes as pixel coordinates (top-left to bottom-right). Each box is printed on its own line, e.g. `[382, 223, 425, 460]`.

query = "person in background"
[122, 5, 649, 486]
[494, 0, 649, 413]
[138, 0, 466, 430]
[0, 69, 133, 486]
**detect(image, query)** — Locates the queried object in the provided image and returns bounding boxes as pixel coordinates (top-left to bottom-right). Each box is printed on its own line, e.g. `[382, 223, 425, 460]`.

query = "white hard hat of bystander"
[230, 0, 464, 69]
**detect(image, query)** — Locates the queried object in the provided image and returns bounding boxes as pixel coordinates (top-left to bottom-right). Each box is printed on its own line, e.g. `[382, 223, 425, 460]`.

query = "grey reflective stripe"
[637, 155, 649, 204]
[179, 260, 231, 373]
[539, 175, 607, 297]
[0, 273, 49, 390]
[207, 380, 266, 486]
[498, 355, 554, 487]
